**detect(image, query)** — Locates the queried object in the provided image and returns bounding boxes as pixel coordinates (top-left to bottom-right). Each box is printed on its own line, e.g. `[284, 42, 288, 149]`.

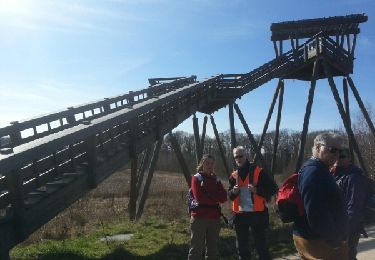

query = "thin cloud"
[0, 0, 152, 33]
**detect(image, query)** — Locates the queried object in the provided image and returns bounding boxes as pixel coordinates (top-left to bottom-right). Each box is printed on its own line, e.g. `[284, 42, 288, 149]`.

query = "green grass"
[11, 217, 295, 260]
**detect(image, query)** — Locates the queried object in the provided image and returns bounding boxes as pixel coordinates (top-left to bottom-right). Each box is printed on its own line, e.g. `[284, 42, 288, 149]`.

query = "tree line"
[155, 112, 374, 180]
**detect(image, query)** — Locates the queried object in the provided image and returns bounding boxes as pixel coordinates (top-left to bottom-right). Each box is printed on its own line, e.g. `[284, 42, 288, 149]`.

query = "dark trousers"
[233, 212, 271, 260]
[348, 231, 361, 260]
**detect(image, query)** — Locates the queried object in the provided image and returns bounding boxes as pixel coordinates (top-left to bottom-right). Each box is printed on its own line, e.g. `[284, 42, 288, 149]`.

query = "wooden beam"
[351, 34, 357, 57]
[296, 59, 319, 172]
[168, 133, 191, 187]
[233, 103, 269, 173]
[255, 79, 281, 163]
[135, 140, 162, 220]
[199, 115, 208, 161]
[192, 114, 200, 164]
[210, 115, 230, 177]
[273, 41, 279, 57]
[323, 61, 368, 175]
[85, 135, 98, 188]
[271, 81, 284, 177]
[343, 78, 354, 162]
[229, 103, 236, 167]
[346, 34, 351, 54]
[128, 119, 138, 221]
[136, 146, 152, 197]
[347, 76, 375, 140]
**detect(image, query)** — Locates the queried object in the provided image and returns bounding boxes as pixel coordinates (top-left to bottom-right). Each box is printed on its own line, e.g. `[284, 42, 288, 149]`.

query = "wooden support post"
[351, 34, 357, 57]
[192, 114, 201, 164]
[85, 135, 98, 188]
[346, 34, 351, 54]
[136, 146, 152, 196]
[128, 145, 138, 221]
[340, 34, 345, 49]
[323, 61, 368, 174]
[271, 81, 284, 177]
[343, 78, 354, 162]
[296, 59, 319, 172]
[233, 103, 269, 173]
[273, 41, 279, 57]
[66, 107, 76, 124]
[229, 103, 237, 168]
[347, 76, 375, 140]
[279, 40, 283, 55]
[255, 80, 282, 163]
[210, 115, 230, 178]
[9, 121, 22, 147]
[290, 38, 295, 51]
[304, 44, 308, 61]
[6, 170, 25, 240]
[291, 39, 298, 62]
[135, 140, 162, 220]
[128, 119, 138, 221]
[199, 116, 208, 160]
[169, 133, 192, 187]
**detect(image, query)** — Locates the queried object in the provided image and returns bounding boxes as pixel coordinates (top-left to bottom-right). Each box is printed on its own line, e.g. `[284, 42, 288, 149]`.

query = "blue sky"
[0, 0, 374, 136]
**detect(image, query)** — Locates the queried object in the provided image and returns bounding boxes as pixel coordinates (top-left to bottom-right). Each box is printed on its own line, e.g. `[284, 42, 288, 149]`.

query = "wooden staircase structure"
[0, 14, 373, 258]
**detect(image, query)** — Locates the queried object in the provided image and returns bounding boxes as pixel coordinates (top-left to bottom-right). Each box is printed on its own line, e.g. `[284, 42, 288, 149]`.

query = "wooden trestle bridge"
[1, 14, 374, 258]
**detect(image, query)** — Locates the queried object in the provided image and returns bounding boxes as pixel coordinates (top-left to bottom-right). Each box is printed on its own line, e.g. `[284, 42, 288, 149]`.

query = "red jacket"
[191, 173, 227, 219]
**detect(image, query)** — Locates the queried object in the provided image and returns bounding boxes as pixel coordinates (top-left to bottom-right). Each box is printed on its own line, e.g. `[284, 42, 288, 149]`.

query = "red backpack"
[275, 172, 304, 223]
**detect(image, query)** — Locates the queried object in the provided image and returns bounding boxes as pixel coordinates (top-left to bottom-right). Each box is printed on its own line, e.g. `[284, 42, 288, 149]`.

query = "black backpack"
[187, 173, 204, 214]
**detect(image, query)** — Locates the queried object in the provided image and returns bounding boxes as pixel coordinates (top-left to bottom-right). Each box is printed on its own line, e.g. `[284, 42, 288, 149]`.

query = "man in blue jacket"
[331, 147, 368, 260]
[293, 132, 349, 259]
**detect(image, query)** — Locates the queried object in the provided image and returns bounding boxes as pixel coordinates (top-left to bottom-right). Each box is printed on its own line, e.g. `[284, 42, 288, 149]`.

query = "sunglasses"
[339, 149, 350, 159]
[234, 155, 244, 159]
[319, 144, 339, 154]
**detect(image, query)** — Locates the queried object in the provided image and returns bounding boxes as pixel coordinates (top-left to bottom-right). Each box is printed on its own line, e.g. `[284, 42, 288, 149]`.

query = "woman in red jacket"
[188, 154, 227, 260]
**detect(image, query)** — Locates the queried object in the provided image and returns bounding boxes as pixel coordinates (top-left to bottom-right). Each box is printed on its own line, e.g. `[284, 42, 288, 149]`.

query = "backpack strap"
[248, 163, 256, 185]
[194, 172, 204, 183]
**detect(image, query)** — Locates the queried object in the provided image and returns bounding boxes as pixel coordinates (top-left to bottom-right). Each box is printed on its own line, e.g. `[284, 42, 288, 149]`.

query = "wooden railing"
[0, 76, 196, 148]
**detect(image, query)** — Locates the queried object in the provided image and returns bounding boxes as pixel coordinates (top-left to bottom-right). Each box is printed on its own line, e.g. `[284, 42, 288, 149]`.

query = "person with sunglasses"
[293, 132, 349, 260]
[228, 146, 278, 260]
[331, 147, 369, 260]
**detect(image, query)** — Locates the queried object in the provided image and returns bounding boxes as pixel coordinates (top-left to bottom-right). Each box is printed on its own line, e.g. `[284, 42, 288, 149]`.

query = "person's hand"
[248, 184, 257, 193]
[233, 185, 240, 194]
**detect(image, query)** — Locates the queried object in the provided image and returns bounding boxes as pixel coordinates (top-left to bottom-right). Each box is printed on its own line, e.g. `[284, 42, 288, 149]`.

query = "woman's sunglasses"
[319, 144, 339, 154]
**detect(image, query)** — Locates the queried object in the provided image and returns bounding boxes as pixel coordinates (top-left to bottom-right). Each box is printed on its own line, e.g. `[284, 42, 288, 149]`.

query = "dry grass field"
[22, 168, 288, 242]
[23, 168, 194, 244]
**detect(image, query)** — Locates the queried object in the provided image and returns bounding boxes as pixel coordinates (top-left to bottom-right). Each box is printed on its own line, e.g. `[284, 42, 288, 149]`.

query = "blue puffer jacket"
[333, 164, 368, 234]
[293, 157, 348, 247]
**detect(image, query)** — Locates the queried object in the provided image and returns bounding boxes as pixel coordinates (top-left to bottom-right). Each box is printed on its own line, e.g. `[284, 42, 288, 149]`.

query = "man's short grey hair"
[312, 132, 342, 154]
[233, 146, 246, 155]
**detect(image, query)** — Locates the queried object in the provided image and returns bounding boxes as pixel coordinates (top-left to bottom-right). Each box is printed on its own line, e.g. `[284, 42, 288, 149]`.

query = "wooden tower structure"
[0, 14, 373, 258]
